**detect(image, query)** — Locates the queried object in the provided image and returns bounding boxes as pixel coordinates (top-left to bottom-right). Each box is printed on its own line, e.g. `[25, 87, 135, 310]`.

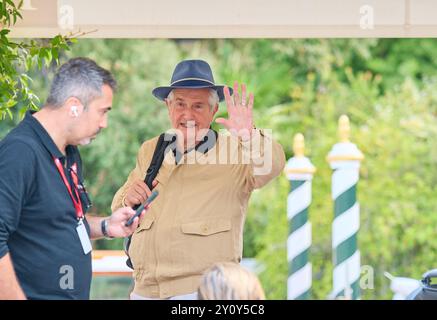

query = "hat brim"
[152, 85, 233, 102]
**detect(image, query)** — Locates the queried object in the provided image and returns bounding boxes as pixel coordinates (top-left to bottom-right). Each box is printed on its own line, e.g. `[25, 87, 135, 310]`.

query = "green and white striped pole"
[327, 115, 364, 300]
[285, 133, 316, 300]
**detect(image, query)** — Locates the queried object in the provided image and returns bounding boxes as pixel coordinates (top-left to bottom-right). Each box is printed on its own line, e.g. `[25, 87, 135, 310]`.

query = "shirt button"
[202, 225, 209, 233]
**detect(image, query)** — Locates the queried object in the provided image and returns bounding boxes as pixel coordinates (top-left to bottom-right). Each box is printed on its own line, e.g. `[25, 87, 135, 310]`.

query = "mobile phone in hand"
[125, 190, 159, 227]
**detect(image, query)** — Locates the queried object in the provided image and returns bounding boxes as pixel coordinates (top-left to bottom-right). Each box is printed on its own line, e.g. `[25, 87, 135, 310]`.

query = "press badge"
[76, 219, 92, 255]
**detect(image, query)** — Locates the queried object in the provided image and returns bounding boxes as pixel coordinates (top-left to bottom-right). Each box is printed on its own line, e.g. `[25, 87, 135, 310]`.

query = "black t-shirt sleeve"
[0, 140, 36, 259]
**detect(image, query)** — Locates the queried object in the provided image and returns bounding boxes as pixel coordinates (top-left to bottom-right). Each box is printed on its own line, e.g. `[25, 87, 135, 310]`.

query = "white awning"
[8, 0, 437, 38]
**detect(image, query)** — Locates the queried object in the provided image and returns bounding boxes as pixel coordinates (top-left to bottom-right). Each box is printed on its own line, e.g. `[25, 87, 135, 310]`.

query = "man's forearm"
[86, 215, 106, 240]
[0, 253, 26, 300]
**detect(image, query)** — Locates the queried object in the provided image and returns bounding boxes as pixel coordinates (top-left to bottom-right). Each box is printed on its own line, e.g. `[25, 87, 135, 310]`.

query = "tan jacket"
[111, 129, 285, 298]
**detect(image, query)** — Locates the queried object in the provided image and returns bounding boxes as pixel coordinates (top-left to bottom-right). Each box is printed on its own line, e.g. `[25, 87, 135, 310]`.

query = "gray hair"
[46, 57, 117, 109]
[167, 88, 219, 110]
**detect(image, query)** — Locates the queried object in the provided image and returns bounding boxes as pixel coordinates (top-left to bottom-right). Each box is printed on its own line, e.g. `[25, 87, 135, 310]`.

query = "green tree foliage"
[0, 0, 74, 120]
[219, 40, 437, 300]
[2, 38, 437, 299]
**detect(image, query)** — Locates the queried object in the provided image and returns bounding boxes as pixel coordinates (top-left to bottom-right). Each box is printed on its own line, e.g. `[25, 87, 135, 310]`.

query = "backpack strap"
[125, 133, 175, 269]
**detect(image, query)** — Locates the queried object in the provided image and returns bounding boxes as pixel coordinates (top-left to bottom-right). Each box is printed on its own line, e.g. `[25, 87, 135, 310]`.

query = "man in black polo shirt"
[0, 57, 144, 299]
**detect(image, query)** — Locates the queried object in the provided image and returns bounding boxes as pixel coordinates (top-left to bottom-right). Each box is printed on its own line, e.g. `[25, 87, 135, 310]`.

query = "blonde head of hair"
[198, 262, 266, 300]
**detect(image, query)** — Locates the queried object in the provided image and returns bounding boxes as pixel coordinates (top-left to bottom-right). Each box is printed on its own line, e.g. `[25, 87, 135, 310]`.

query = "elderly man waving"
[112, 59, 286, 300]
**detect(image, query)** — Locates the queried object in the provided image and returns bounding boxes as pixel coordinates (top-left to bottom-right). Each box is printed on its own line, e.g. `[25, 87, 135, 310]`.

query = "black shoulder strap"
[144, 133, 169, 189]
[125, 133, 175, 269]
[132, 133, 169, 210]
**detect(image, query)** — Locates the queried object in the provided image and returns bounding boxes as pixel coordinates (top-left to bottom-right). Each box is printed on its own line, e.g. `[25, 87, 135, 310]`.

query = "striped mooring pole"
[327, 115, 364, 299]
[285, 133, 316, 300]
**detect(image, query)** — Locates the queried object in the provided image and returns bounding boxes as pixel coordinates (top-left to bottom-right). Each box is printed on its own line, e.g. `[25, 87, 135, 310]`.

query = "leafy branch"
[0, 0, 78, 120]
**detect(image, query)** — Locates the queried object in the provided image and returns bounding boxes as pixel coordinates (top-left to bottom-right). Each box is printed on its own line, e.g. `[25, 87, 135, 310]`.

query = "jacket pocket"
[181, 218, 231, 236]
[129, 215, 155, 270]
[177, 218, 234, 273]
[135, 215, 155, 233]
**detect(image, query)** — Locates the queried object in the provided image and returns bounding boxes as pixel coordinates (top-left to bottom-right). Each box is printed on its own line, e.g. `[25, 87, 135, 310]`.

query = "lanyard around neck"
[53, 157, 84, 220]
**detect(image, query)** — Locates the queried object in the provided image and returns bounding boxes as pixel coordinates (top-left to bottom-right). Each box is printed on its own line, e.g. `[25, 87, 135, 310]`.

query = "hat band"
[171, 77, 215, 86]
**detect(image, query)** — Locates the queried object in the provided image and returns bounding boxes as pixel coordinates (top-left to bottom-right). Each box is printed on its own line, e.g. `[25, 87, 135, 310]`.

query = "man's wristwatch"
[101, 218, 114, 240]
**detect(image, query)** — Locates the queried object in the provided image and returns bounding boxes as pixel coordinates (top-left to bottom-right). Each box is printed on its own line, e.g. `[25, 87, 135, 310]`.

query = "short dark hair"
[46, 57, 117, 108]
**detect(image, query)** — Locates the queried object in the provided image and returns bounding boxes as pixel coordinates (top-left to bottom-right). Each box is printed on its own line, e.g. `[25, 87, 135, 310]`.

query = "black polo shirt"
[0, 111, 92, 300]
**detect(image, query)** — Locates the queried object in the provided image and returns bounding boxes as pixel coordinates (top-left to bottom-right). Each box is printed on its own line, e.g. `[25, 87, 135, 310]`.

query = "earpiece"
[71, 105, 79, 117]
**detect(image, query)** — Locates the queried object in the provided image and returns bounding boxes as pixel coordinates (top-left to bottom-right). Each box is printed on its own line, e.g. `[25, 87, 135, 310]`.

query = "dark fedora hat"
[152, 59, 232, 102]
